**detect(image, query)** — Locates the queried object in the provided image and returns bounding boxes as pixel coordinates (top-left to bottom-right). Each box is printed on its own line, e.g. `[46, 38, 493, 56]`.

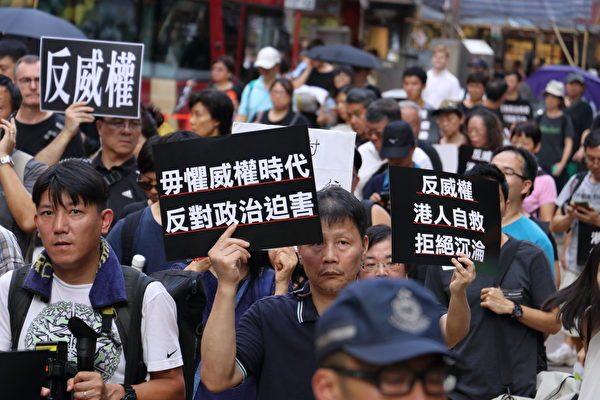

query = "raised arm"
[441, 254, 475, 347]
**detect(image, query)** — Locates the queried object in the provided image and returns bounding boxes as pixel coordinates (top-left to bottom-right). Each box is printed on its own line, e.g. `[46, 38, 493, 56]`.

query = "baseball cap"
[379, 120, 415, 159]
[468, 57, 488, 69]
[544, 80, 565, 98]
[254, 46, 281, 70]
[315, 279, 453, 366]
[432, 99, 463, 117]
[566, 72, 585, 85]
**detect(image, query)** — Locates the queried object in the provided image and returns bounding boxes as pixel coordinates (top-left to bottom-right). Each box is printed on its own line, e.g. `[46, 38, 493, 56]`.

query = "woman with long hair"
[543, 243, 600, 399]
[465, 108, 505, 151]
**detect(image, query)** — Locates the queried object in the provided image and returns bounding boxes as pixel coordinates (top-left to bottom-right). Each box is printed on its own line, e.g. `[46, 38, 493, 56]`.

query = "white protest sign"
[433, 144, 459, 173]
[232, 122, 356, 191]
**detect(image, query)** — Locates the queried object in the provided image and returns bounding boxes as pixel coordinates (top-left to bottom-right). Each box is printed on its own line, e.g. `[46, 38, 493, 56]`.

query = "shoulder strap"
[289, 112, 301, 126]
[12, 151, 33, 182]
[7, 266, 34, 349]
[120, 209, 145, 266]
[564, 171, 588, 210]
[114, 266, 154, 385]
[495, 238, 521, 287]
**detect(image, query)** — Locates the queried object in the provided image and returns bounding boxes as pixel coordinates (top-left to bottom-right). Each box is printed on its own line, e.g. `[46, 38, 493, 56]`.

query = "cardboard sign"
[577, 222, 600, 265]
[40, 37, 144, 118]
[390, 167, 501, 270]
[154, 125, 323, 260]
[433, 144, 459, 173]
[457, 145, 494, 174]
[232, 122, 356, 191]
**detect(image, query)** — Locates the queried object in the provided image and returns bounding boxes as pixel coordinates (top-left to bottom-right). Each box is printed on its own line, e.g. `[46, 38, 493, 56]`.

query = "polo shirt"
[503, 215, 555, 276]
[235, 282, 318, 400]
[238, 76, 273, 122]
[91, 153, 146, 220]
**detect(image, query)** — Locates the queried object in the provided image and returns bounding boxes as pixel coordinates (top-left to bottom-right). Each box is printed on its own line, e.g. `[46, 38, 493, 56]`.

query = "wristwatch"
[511, 302, 523, 319]
[120, 384, 137, 400]
[0, 155, 13, 167]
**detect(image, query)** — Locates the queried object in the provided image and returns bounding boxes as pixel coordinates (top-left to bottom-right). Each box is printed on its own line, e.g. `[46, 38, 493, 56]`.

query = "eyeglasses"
[328, 365, 455, 396]
[17, 77, 40, 85]
[361, 261, 404, 272]
[137, 178, 157, 191]
[104, 119, 142, 130]
[500, 167, 527, 180]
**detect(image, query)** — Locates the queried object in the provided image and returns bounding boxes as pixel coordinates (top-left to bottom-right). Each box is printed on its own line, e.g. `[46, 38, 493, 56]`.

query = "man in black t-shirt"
[14, 55, 90, 166]
[425, 163, 559, 400]
[501, 70, 533, 128]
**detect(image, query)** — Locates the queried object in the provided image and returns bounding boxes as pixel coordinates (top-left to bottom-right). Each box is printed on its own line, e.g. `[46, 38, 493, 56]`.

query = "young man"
[92, 116, 147, 219]
[14, 56, 90, 165]
[460, 72, 487, 115]
[480, 79, 507, 124]
[200, 186, 471, 399]
[500, 71, 533, 128]
[565, 72, 594, 154]
[402, 67, 439, 142]
[0, 39, 27, 81]
[0, 159, 184, 400]
[426, 163, 560, 400]
[345, 87, 377, 145]
[491, 146, 556, 274]
[422, 45, 462, 109]
[312, 279, 458, 400]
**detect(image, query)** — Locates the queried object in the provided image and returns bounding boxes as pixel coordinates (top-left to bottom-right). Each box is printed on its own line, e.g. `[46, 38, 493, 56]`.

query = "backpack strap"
[114, 266, 154, 385]
[562, 171, 588, 214]
[7, 266, 35, 350]
[289, 112, 301, 126]
[120, 209, 145, 267]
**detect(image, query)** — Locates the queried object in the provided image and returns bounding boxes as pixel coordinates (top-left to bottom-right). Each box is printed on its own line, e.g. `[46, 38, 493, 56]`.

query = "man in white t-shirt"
[0, 159, 184, 400]
[422, 45, 463, 109]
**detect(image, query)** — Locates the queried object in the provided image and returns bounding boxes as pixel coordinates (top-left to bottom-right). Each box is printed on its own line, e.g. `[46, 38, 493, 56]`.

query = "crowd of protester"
[0, 34, 600, 400]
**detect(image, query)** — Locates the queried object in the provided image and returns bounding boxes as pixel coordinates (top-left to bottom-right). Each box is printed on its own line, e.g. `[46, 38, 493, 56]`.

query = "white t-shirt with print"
[0, 271, 183, 384]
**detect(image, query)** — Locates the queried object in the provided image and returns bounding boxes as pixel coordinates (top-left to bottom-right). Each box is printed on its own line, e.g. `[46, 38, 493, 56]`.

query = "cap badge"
[389, 289, 430, 333]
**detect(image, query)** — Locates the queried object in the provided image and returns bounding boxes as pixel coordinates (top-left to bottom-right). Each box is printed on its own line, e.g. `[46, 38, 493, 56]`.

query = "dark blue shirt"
[235, 283, 318, 400]
[107, 206, 184, 274]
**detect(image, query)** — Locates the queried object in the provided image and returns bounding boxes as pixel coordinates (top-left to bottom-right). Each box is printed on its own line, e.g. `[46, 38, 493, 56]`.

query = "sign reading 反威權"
[390, 167, 501, 268]
[154, 125, 323, 260]
[40, 36, 144, 118]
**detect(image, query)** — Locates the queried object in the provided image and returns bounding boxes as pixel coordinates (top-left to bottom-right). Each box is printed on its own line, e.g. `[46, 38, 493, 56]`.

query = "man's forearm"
[200, 283, 240, 392]
[518, 306, 561, 334]
[0, 164, 36, 232]
[444, 291, 470, 347]
[550, 213, 573, 233]
[34, 130, 74, 166]
[130, 377, 185, 400]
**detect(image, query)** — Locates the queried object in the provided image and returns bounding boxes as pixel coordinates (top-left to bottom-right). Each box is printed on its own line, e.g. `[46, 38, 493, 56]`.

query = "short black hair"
[0, 74, 22, 112]
[346, 88, 377, 108]
[505, 70, 522, 82]
[584, 130, 600, 149]
[353, 148, 362, 172]
[317, 186, 367, 237]
[366, 224, 391, 250]
[0, 39, 27, 63]
[466, 72, 488, 86]
[492, 145, 538, 197]
[32, 159, 109, 211]
[334, 65, 355, 79]
[463, 162, 509, 202]
[402, 66, 427, 85]
[213, 55, 235, 73]
[188, 89, 234, 136]
[365, 98, 401, 123]
[485, 79, 508, 102]
[510, 121, 541, 147]
[270, 77, 294, 98]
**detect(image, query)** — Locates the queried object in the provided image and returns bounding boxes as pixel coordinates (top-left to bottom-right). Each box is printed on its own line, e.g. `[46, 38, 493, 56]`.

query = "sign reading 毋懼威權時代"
[40, 36, 143, 118]
[154, 125, 323, 260]
[390, 167, 501, 270]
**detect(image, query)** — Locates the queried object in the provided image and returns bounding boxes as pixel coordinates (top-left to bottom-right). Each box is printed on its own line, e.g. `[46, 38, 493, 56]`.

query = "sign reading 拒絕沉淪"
[390, 167, 501, 270]
[154, 125, 323, 260]
[40, 36, 144, 118]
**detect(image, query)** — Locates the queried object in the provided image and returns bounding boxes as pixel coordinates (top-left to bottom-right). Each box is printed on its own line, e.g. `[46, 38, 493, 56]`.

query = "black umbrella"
[0, 7, 86, 40]
[306, 44, 381, 69]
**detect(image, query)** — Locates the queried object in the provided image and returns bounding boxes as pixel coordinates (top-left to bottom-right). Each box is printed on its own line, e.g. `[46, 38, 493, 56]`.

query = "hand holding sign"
[449, 253, 476, 296]
[208, 224, 251, 288]
[64, 102, 95, 137]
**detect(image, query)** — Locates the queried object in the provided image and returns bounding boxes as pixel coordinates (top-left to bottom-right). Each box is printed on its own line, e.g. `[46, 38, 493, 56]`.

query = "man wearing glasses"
[14, 55, 89, 165]
[312, 278, 458, 400]
[92, 116, 146, 219]
[491, 146, 556, 276]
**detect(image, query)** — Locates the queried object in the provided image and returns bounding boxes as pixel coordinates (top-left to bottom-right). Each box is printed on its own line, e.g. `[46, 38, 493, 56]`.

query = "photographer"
[0, 160, 184, 400]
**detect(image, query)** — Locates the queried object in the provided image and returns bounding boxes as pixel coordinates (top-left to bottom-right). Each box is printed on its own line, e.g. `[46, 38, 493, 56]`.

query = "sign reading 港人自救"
[40, 36, 143, 118]
[154, 125, 323, 260]
[390, 167, 501, 270]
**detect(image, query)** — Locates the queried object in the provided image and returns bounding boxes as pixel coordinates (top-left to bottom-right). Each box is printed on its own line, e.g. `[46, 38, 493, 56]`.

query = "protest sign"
[457, 145, 494, 174]
[232, 122, 356, 190]
[577, 222, 600, 265]
[40, 36, 144, 118]
[433, 144, 459, 173]
[154, 125, 323, 260]
[390, 167, 501, 270]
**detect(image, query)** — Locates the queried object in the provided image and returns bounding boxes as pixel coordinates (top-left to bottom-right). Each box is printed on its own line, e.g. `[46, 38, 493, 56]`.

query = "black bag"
[8, 265, 205, 400]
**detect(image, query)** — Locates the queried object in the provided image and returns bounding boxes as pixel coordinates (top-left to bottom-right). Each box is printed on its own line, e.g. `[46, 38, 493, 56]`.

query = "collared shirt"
[238, 76, 273, 122]
[92, 153, 146, 220]
[0, 225, 23, 276]
[235, 282, 318, 400]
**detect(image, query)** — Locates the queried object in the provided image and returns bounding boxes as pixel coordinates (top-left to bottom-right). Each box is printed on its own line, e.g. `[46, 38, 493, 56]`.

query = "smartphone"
[0, 111, 16, 140]
[574, 201, 592, 210]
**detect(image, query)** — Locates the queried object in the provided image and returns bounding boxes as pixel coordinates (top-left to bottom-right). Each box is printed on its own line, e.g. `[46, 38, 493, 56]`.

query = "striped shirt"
[0, 225, 23, 276]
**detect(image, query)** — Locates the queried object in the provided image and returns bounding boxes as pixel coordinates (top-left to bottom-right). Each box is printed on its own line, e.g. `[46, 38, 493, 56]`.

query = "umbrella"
[306, 44, 381, 69]
[0, 7, 86, 40]
[526, 65, 600, 109]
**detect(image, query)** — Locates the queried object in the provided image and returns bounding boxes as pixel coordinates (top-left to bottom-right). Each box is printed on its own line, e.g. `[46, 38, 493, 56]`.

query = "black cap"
[315, 279, 454, 366]
[379, 120, 415, 159]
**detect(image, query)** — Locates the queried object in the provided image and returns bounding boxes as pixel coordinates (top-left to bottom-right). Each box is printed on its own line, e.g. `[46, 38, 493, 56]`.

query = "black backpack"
[8, 265, 205, 400]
